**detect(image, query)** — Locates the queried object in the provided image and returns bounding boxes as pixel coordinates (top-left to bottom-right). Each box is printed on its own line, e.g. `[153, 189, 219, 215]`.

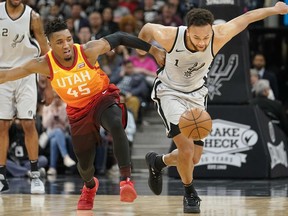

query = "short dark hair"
[45, 18, 68, 40]
[185, 8, 214, 27]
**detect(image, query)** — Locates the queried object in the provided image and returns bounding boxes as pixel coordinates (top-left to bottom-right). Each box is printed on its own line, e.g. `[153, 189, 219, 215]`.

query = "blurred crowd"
[4, 0, 288, 179]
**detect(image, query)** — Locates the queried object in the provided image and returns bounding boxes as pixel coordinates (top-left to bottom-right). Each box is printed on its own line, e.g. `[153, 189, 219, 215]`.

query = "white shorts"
[0, 74, 37, 119]
[151, 78, 208, 138]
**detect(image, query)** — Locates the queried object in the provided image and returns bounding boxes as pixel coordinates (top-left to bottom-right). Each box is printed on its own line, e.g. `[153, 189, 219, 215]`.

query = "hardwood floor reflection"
[1, 174, 288, 216]
[1, 194, 288, 216]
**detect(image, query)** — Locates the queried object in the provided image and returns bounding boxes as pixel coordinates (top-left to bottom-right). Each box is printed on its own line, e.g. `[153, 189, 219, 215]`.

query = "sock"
[119, 165, 131, 181]
[85, 178, 96, 189]
[30, 160, 38, 172]
[184, 181, 197, 196]
[0, 165, 6, 178]
[155, 155, 167, 171]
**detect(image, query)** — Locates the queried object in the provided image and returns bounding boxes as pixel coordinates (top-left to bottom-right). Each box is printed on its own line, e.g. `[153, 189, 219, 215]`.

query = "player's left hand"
[274, 1, 288, 15]
[150, 46, 166, 68]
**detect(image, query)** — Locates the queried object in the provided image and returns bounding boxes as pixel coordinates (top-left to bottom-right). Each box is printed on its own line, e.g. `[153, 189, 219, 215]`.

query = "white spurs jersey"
[0, 3, 40, 69]
[158, 26, 214, 92]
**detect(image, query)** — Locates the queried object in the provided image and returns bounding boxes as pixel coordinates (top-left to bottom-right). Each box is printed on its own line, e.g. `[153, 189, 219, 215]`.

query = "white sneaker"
[30, 171, 45, 194]
[28, 168, 46, 178]
[0, 174, 9, 192]
[63, 155, 76, 167]
[47, 167, 57, 175]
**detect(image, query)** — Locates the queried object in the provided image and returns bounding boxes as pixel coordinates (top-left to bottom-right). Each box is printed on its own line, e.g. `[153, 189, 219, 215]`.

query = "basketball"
[179, 108, 212, 140]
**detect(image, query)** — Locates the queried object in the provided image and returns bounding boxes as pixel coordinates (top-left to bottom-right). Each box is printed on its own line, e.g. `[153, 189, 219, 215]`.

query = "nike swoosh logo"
[175, 49, 185, 52]
[102, 90, 107, 94]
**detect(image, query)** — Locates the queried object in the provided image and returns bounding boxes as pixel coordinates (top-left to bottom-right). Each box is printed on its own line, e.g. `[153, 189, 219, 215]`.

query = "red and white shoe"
[77, 177, 99, 210]
[120, 178, 137, 202]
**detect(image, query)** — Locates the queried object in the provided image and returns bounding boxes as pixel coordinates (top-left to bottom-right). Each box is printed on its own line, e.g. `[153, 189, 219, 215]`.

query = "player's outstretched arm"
[0, 56, 49, 84]
[214, 1, 288, 50]
[84, 31, 165, 67]
[138, 23, 176, 53]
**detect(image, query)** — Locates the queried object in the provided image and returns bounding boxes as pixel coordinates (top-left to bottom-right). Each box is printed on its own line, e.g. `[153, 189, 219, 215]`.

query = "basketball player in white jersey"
[0, 0, 52, 194]
[138, 2, 288, 213]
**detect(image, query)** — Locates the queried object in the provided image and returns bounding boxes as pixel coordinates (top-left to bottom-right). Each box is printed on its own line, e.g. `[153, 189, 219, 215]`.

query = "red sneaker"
[120, 178, 137, 202]
[77, 177, 99, 210]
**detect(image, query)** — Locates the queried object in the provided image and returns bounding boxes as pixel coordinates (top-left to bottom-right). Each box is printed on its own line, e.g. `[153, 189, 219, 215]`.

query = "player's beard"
[9, 0, 22, 8]
[190, 40, 207, 52]
[187, 36, 207, 52]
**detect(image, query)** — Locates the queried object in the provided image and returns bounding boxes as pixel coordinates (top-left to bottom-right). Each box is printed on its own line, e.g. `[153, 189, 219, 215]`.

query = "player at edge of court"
[137, 1, 288, 214]
[0, 0, 53, 195]
[0, 18, 165, 210]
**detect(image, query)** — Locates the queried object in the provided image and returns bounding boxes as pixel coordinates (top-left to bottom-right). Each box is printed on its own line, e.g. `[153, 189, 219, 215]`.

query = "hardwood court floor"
[1, 173, 288, 216]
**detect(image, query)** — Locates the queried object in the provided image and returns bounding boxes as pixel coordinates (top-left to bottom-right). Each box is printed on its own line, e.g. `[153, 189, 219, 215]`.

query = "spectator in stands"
[42, 93, 76, 175]
[115, 60, 149, 121]
[128, 51, 158, 88]
[66, 17, 79, 42]
[46, 3, 65, 23]
[76, 25, 92, 44]
[118, 15, 138, 36]
[252, 53, 279, 99]
[36, 0, 54, 23]
[79, 0, 96, 15]
[119, 0, 139, 14]
[250, 68, 275, 100]
[155, 3, 183, 26]
[133, 7, 145, 34]
[54, 0, 72, 20]
[142, 0, 160, 23]
[71, 2, 90, 33]
[250, 79, 288, 136]
[101, 6, 120, 34]
[98, 45, 129, 84]
[6, 120, 48, 178]
[37, 0, 72, 23]
[107, 0, 130, 23]
[89, 11, 110, 40]
[168, 0, 186, 19]
[97, 0, 109, 9]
